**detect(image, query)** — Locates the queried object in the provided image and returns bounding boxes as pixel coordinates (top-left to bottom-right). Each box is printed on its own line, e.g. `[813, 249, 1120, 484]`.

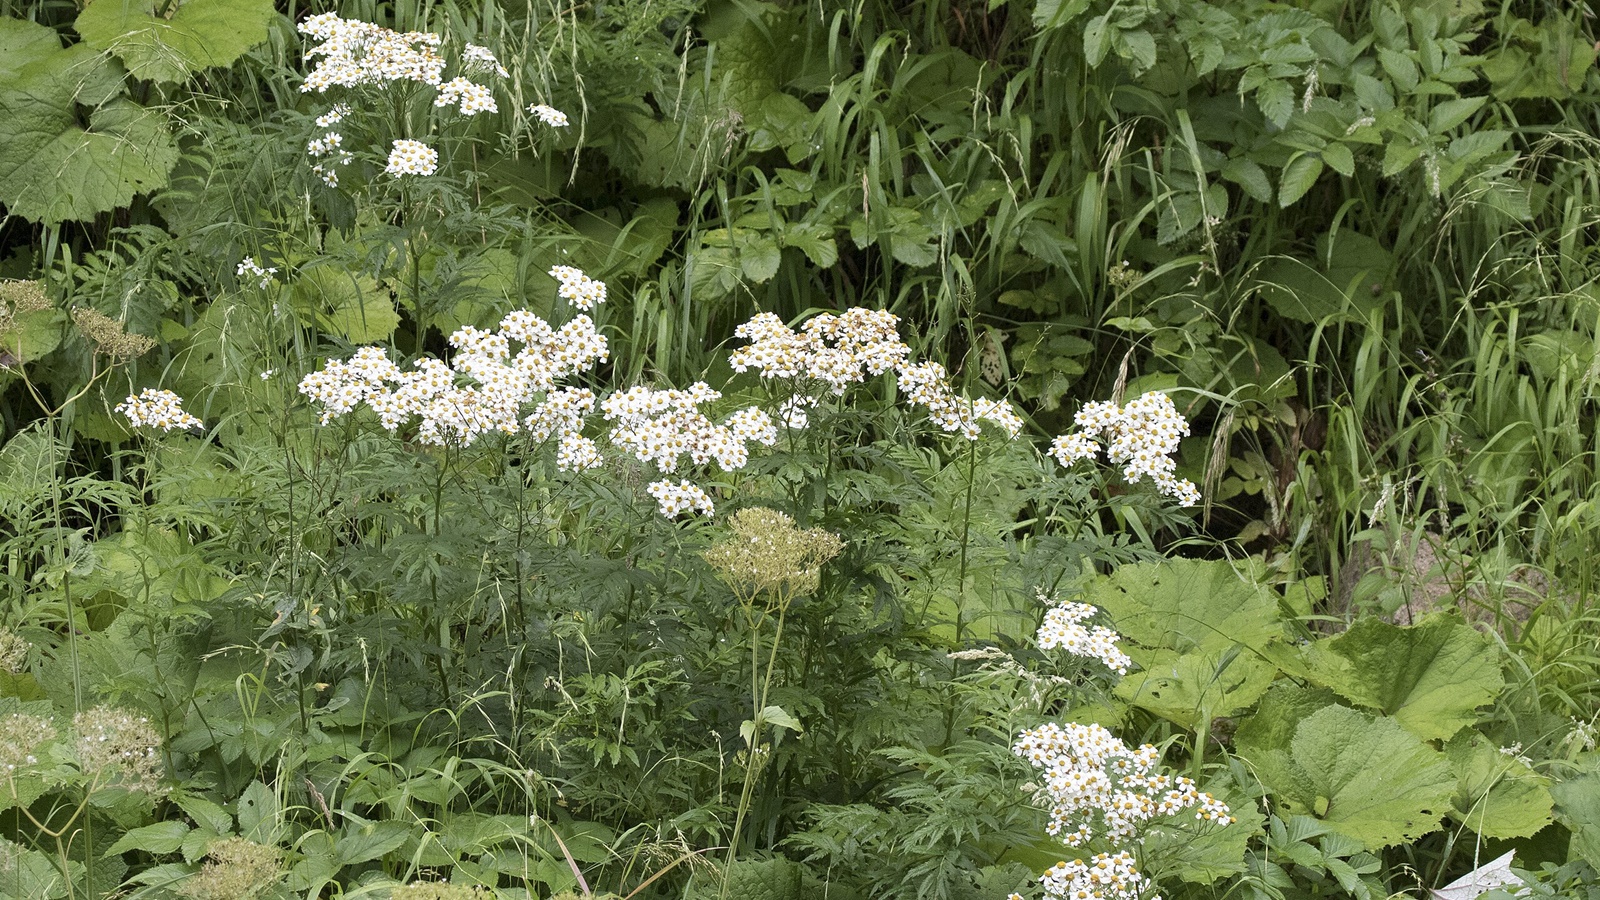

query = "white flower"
[1051, 392, 1201, 506]
[314, 104, 351, 127]
[117, 389, 203, 432]
[463, 43, 509, 77]
[647, 479, 715, 518]
[236, 257, 278, 288]
[385, 140, 438, 177]
[435, 77, 497, 115]
[1034, 596, 1131, 674]
[529, 103, 569, 126]
[548, 265, 606, 309]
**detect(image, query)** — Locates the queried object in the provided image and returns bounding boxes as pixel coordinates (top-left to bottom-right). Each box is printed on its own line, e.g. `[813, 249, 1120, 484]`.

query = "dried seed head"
[703, 507, 842, 601]
[392, 882, 493, 900]
[71, 308, 155, 362]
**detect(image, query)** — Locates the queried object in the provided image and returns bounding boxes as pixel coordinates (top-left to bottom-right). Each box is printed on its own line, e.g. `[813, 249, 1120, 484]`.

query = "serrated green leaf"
[104, 820, 189, 856]
[1235, 682, 1343, 758]
[1322, 143, 1356, 177]
[75, 0, 276, 84]
[235, 780, 278, 841]
[1246, 705, 1454, 849]
[0, 38, 178, 223]
[336, 820, 412, 866]
[1427, 96, 1486, 135]
[1223, 157, 1274, 204]
[1446, 732, 1553, 839]
[1116, 647, 1277, 725]
[1278, 154, 1323, 207]
[1305, 615, 1504, 741]
[738, 234, 782, 282]
[1257, 79, 1294, 127]
[0, 18, 64, 82]
[1383, 140, 1424, 177]
[782, 223, 838, 268]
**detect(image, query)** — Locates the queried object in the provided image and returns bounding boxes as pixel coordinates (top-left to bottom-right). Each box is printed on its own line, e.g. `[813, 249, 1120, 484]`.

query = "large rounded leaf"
[1305, 614, 1504, 742]
[0, 21, 177, 223]
[1241, 704, 1455, 850]
[75, 0, 277, 84]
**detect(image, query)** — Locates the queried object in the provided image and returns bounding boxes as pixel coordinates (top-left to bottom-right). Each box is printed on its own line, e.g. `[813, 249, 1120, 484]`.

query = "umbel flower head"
[703, 507, 843, 602]
[178, 837, 283, 900]
[73, 705, 167, 798]
[0, 711, 54, 781]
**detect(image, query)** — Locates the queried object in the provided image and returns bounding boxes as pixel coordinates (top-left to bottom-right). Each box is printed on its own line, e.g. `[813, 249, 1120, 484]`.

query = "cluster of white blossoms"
[602, 384, 777, 515]
[462, 42, 509, 77]
[297, 15, 514, 185]
[1011, 851, 1151, 900]
[73, 706, 167, 798]
[299, 305, 609, 447]
[1050, 391, 1201, 507]
[236, 257, 278, 288]
[117, 389, 203, 432]
[647, 479, 716, 518]
[550, 265, 606, 309]
[1013, 721, 1235, 849]
[730, 309, 1022, 440]
[435, 77, 497, 115]
[529, 103, 569, 127]
[385, 139, 440, 177]
[1035, 595, 1132, 675]
[299, 13, 447, 91]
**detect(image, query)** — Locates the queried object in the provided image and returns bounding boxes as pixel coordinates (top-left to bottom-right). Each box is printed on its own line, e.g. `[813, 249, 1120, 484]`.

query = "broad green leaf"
[1223, 157, 1273, 204]
[1322, 143, 1356, 177]
[1552, 773, 1600, 867]
[0, 30, 178, 223]
[75, 0, 276, 84]
[1278, 154, 1324, 207]
[1246, 705, 1454, 849]
[1033, 0, 1092, 28]
[104, 821, 189, 856]
[1446, 732, 1553, 839]
[783, 222, 838, 268]
[1257, 79, 1294, 127]
[1427, 96, 1486, 135]
[1115, 647, 1277, 725]
[336, 820, 412, 866]
[738, 234, 783, 282]
[291, 266, 399, 343]
[1082, 559, 1287, 657]
[1234, 681, 1342, 759]
[235, 780, 278, 841]
[1304, 615, 1504, 741]
[0, 17, 63, 81]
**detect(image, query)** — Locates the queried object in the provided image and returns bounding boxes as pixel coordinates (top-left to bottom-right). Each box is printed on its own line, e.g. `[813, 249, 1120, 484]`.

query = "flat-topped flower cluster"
[731, 309, 1023, 439]
[294, 14, 562, 187]
[1050, 391, 1200, 506]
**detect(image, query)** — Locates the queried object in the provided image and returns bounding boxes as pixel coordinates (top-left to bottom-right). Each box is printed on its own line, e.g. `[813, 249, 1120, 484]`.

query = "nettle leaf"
[1446, 732, 1553, 839]
[0, 21, 178, 223]
[1305, 615, 1504, 741]
[75, 0, 276, 84]
[1245, 705, 1454, 849]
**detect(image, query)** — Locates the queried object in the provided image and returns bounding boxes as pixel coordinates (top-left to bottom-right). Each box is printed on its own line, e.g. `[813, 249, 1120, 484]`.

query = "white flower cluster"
[1013, 721, 1235, 849]
[462, 43, 509, 77]
[297, 16, 509, 184]
[602, 384, 778, 515]
[647, 479, 716, 518]
[236, 257, 278, 288]
[435, 77, 497, 115]
[550, 265, 607, 309]
[1035, 596, 1131, 674]
[73, 706, 166, 798]
[1050, 392, 1201, 507]
[730, 309, 1023, 440]
[1009, 851, 1151, 900]
[529, 103, 569, 127]
[385, 139, 439, 177]
[117, 389, 203, 432]
[0, 712, 53, 777]
[299, 13, 447, 91]
[298, 304, 609, 448]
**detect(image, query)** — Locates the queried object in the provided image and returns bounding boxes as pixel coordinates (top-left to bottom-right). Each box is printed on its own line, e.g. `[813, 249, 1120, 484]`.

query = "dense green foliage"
[1, 0, 1599, 897]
